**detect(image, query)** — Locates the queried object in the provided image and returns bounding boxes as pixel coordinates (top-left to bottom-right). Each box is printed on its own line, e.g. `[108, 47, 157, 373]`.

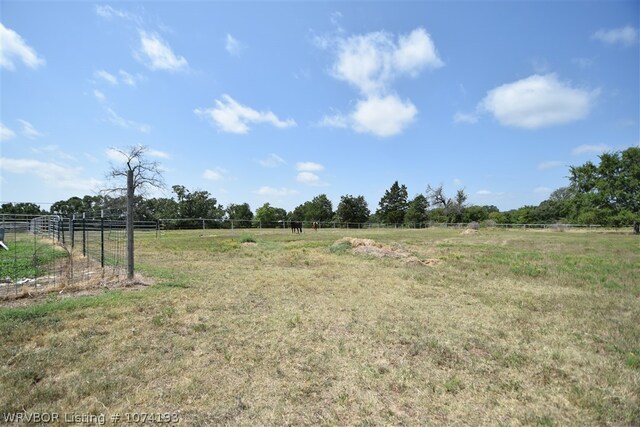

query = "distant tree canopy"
[291, 194, 334, 222]
[568, 147, 639, 227]
[226, 203, 254, 222]
[15, 147, 639, 229]
[255, 203, 287, 226]
[0, 202, 44, 215]
[336, 195, 370, 225]
[377, 181, 408, 224]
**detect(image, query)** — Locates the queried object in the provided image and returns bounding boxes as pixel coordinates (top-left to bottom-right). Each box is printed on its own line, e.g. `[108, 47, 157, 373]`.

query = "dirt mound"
[461, 228, 478, 235]
[334, 237, 439, 266]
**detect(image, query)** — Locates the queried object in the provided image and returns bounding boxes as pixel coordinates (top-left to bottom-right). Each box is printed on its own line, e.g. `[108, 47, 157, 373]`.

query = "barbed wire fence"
[0, 213, 154, 301]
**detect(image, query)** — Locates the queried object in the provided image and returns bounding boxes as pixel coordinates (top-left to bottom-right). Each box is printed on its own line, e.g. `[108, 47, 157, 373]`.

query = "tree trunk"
[127, 169, 134, 279]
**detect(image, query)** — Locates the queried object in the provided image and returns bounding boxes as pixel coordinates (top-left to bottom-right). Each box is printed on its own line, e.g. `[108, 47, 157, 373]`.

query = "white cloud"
[95, 5, 143, 25]
[476, 190, 493, 195]
[31, 144, 76, 161]
[94, 89, 106, 103]
[296, 172, 327, 186]
[259, 153, 285, 167]
[318, 114, 349, 128]
[320, 95, 417, 137]
[137, 31, 188, 72]
[194, 94, 296, 134]
[537, 160, 565, 171]
[225, 34, 245, 56]
[254, 186, 299, 197]
[147, 149, 170, 159]
[0, 157, 102, 192]
[105, 107, 151, 133]
[17, 119, 43, 139]
[105, 148, 129, 163]
[481, 74, 596, 129]
[94, 69, 118, 85]
[296, 162, 324, 172]
[0, 23, 45, 71]
[592, 26, 638, 46]
[352, 95, 417, 137]
[1, 123, 16, 141]
[203, 167, 227, 181]
[330, 27, 443, 95]
[119, 69, 142, 86]
[453, 111, 479, 124]
[571, 144, 611, 156]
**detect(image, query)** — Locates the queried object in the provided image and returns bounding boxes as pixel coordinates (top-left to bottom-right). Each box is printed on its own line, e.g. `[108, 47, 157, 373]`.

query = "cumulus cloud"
[318, 27, 440, 137]
[571, 144, 611, 155]
[194, 95, 296, 134]
[592, 26, 638, 46]
[95, 5, 143, 25]
[330, 27, 443, 95]
[0, 157, 102, 192]
[1, 123, 16, 141]
[259, 153, 286, 168]
[476, 190, 493, 195]
[254, 186, 299, 197]
[352, 95, 417, 137]
[225, 34, 245, 56]
[147, 149, 170, 159]
[0, 23, 45, 71]
[17, 119, 43, 139]
[480, 74, 596, 129]
[137, 31, 188, 72]
[296, 172, 327, 186]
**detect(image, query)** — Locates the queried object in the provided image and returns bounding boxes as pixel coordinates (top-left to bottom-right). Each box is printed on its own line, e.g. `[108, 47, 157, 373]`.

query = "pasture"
[1, 228, 638, 425]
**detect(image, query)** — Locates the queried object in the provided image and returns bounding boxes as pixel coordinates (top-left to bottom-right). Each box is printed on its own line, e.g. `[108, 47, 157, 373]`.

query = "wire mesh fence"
[0, 214, 145, 301]
[156, 218, 617, 234]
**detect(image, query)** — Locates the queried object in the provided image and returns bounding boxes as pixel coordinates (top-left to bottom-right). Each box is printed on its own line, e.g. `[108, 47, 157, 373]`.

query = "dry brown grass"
[1, 228, 638, 425]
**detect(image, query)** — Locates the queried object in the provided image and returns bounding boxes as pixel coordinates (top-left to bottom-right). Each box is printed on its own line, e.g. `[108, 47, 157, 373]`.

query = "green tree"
[172, 185, 224, 220]
[336, 194, 370, 226]
[226, 203, 254, 223]
[0, 202, 44, 215]
[569, 147, 640, 228]
[377, 181, 408, 224]
[255, 203, 286, 227]
[305, 194, 333, 222]
[405, 194, 429, 226]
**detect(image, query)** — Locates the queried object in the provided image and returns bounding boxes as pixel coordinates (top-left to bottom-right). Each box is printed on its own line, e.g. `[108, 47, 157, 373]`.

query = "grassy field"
[1, 228, 638, 425]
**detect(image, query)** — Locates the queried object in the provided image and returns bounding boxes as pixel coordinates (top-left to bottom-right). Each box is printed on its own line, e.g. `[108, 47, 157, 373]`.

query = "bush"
[467, 222, 480, 230]
[482, 219, 497, 228]
[239, 234, 256, 243]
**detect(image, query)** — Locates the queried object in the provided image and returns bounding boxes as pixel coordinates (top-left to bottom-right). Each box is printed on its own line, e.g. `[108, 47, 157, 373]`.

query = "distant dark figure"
[634, 221, 639, 235]
[312, 221, 319, 231]
[291, 221, 302, 234]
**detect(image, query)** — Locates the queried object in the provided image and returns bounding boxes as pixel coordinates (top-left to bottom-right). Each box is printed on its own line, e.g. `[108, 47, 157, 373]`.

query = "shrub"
[483, 219, 497, 228]
[467, 222, 480, 230]
[240, 234, 256, 243]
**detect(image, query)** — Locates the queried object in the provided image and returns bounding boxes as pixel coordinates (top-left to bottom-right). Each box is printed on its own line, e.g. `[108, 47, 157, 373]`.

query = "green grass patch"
[0, 238, 68, 279]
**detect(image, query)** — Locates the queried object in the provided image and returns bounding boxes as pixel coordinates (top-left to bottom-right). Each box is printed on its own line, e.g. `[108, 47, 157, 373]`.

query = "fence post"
[101, 210, 105, 268]
[71, 215, 75, 250]
[156, 220, 160, 239]
[82, 213, 86, 257]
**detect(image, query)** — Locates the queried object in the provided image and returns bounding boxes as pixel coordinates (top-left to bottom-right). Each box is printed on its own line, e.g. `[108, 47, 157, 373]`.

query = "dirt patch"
[461, 229, 478, 235]
[0, 273, 154, 308]
[335, 237, 439, 266]
[241, 242, 257, 247]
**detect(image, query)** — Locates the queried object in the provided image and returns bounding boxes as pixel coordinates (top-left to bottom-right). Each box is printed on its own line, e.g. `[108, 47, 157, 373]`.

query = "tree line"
[2, 147, 638, 229]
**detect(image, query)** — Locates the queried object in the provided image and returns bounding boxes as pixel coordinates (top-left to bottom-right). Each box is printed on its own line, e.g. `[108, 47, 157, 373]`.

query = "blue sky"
[1, 1, 638, 213]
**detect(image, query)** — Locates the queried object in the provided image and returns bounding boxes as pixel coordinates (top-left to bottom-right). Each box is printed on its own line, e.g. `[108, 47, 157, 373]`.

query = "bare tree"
[104, 145, 165, 279]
